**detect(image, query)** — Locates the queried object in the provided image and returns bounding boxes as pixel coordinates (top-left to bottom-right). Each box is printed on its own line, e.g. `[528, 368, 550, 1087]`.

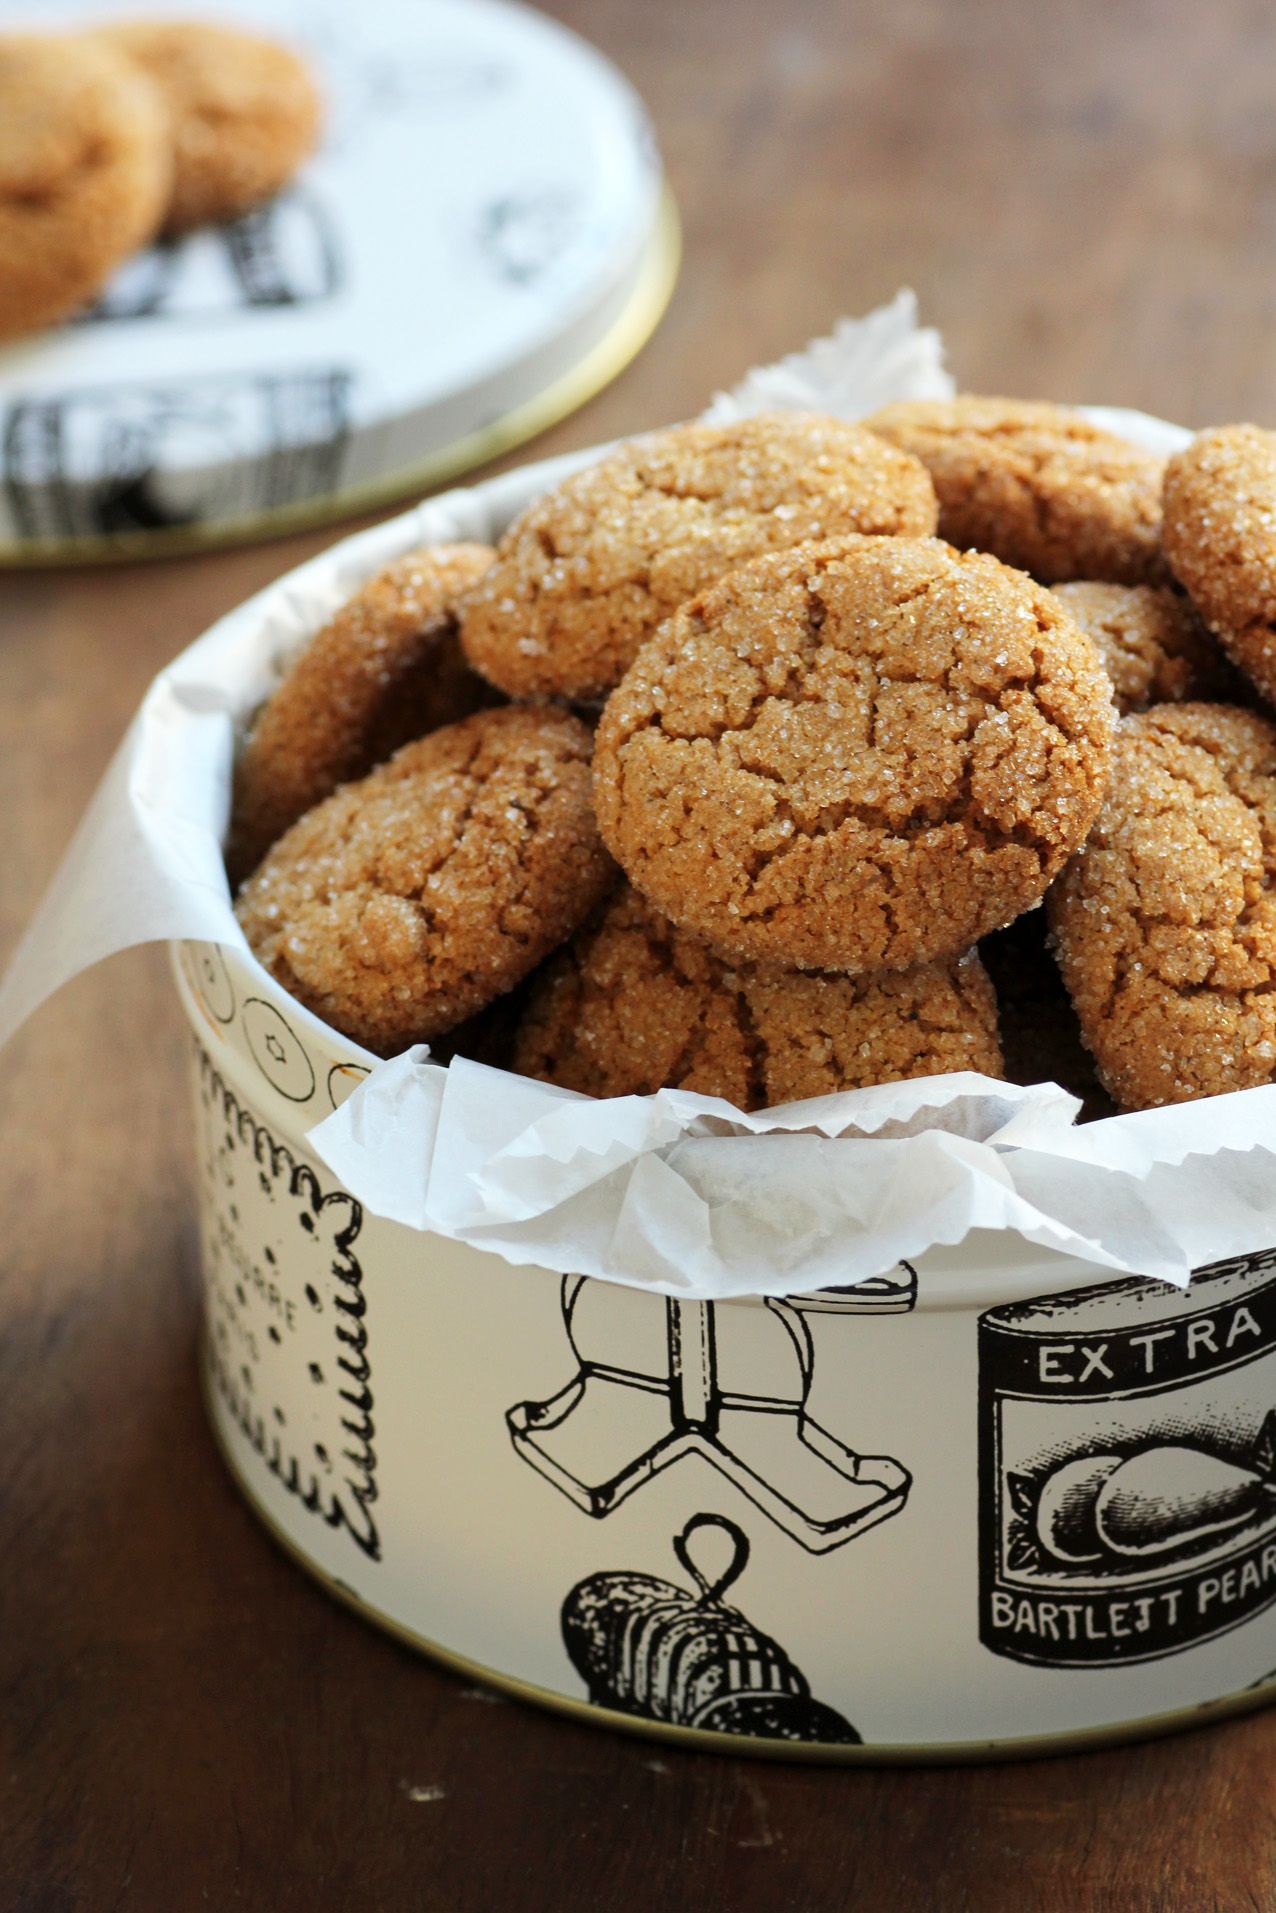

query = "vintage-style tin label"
[979, 1250, 1276, 1667]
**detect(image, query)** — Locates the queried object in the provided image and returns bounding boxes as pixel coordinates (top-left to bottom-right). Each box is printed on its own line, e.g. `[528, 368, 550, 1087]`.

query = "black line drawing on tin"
[196, 1046, 379, 1562]
[242, 997, 318, 1106]
[507, 1271, 915, 1554]
[184, 941, 236, 1025]
[327, 1061, 372, 1111]
[76, 188, 342, 326]
[979, 1253, 1276, 1667]
[1006, 1414, 1276, 1577]
[327, 52, 511, 144]
[300, 0, 514, 156]
[561, 1512, 861, 1743]
[3, 367, 352, 538]
[474, 189, 582, 286]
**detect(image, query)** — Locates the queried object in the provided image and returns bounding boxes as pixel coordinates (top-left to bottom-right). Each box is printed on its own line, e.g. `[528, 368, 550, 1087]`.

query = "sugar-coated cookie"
[0, 33, 170, 339]
[235, 706, 614, 1052]
[1162, 425, 1276, 707]
[229, 543, 496, 881]
[514, 884, 1004, 1108]
[865, 396, 1166, 586]
[98, 20, 320, 234]
[458, 413, 938, 702]
[1049, 581, 1230, 716]
[1048, 702, 1276, 1109]
[593, 537, 1114, 974]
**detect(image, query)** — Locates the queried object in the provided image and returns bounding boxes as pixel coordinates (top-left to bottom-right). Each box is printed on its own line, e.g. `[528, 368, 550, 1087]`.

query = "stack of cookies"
[232, 403, 1276, 1117]
[0, 21, 320, 340]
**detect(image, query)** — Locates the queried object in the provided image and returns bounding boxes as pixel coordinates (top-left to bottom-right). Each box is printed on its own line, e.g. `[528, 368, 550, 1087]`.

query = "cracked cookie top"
[864, 396, 1167, 586]
[1162, 425, 1276, 706]
[1048, 702, 1276, 1110]
[513, 883, 1003, 1108]
[96, 19, 321, 235]
[1049, 581, 1230, 716]
[592, 536, 1114, 974]
[235, 705, 614, 1053]
[0, 32, 171, 339]
[457, 413, 938, 702]
[229, 543, 496, 882]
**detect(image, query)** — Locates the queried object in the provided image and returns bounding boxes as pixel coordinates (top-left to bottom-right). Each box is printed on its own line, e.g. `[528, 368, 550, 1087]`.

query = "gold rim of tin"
[0, 191, 681, 571]
[200, 1354, 1276, 1768]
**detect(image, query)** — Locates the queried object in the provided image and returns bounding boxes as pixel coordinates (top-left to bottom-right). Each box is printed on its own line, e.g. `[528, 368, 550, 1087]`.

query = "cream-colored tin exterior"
[175, 938, 1276, 1757]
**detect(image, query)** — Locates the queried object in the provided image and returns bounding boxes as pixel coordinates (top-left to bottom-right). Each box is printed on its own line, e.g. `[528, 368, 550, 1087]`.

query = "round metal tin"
[157, 405, 1276, 1765]
[0, 0, 676, 565]
[205, 1386, 1276, 1766]
[176, 935, 1276, 1764]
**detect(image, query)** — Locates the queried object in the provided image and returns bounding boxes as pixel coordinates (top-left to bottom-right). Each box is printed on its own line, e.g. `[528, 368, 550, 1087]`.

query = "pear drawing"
[1095, 1447, 1276, 1559]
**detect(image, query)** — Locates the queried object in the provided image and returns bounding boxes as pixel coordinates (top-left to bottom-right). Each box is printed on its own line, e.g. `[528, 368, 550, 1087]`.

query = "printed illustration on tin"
[508, 1270, 915, 1553]
[979, 1250, 1276, 1667]
[561, 1512, 861, 1742]
[195, 1046, 379, 1561]
[77, 189, 343, 327]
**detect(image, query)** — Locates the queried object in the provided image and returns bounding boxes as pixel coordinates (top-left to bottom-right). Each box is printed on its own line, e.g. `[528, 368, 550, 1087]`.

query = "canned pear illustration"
[979, 1250, 1276, 1667]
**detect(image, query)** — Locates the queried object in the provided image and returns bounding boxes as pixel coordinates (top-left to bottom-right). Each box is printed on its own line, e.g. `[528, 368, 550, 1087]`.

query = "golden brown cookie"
[235, 706, 614, 1053]
[1049, 581, 1229, 716]
[593, 537, 1114, 975]
[514, 884, 1004, 1108]
[864, 396, 1166, 586]
[1047, 702, 1276, 1110]
[458, 413, 938, 702]
[0, 33, 170, 339]
[228, 543, 496, 882]
[1162, 425, 1276, 707]
[98, 20, 320, 234]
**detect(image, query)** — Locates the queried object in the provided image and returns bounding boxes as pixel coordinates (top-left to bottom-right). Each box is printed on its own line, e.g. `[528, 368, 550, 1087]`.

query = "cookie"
[1162, 425, 1276, 707]
[514, 884, 1004, 1108]
[229, 543, 496, 881]
[1047, 703, 1276, 1109]
[458, 413, 938, 702]
[0, 33, 170, 339]
[1049, 581, 1229, 716]
[235, 706, 614, 1053]
[865, 397, 1166, 586]
[593, 537, 1114, 975]
[98, 20, 321, 234]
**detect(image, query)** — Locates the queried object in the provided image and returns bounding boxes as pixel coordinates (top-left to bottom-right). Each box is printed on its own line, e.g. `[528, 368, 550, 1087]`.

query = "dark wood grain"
[7, 2, 1276, 1907]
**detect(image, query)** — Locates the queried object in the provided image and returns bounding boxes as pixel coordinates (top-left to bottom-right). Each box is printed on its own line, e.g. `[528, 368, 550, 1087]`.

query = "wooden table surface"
[6, 1, 1276, 1906]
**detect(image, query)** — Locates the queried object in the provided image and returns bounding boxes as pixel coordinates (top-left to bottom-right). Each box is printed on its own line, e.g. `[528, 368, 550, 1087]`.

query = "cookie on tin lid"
[235, 705, 615, 1053]
[513, 883, 1004, 1109]
[1049, 581, 1233, 716]
[1162, 425, 1276, 708]
[457, 412, 938, 703]
[96, 19, 321, 235]
[592, 535, 1114, 976]
[864, 396, 1167, 586]
[0, 32, 171, 339]
[228, 543, 497, 883]
[1047, 702, 1276, 1110]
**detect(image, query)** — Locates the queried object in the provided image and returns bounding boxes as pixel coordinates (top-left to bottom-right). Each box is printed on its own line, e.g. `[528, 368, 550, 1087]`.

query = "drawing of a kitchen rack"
[506, 1268, 916, 1554]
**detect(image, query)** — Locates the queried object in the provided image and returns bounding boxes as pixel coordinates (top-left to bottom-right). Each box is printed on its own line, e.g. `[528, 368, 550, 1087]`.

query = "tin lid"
[0, 0, 675, 564]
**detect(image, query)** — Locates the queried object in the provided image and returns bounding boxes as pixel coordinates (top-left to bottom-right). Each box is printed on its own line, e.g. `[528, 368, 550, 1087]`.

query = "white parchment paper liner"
[5, 292, 1275, 1298]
